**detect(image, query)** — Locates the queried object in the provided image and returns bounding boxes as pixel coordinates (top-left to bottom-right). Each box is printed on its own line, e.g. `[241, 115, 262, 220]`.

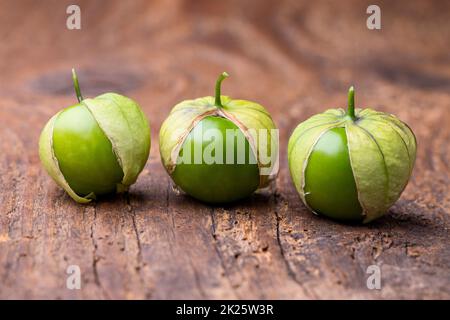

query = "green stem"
[72, 68, 83, 102]
[347, 86, 356, 120]
[214, 72, 229, 108]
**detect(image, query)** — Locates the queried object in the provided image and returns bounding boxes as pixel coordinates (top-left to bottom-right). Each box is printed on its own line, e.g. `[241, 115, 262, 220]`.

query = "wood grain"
[0, 0, 449, 299]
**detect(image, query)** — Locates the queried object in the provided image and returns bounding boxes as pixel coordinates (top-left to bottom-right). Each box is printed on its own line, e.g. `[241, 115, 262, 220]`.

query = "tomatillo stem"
[214, 72, 229, 108]
[347, 86, 356, 120]
[72, 68, 84, 103]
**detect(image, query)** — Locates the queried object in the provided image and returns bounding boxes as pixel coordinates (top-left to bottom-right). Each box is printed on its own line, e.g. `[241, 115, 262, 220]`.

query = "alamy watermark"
[66, 5, 81, 30]
[173, 126, 279, 176]
[366, 5, 381, 30]
[366, 265, 381, 290]
[66, 265, 81, 290]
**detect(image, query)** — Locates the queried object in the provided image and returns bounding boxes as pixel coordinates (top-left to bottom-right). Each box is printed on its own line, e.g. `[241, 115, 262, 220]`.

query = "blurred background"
[1, 0, 449, 183]
[0, 0, 449, 141]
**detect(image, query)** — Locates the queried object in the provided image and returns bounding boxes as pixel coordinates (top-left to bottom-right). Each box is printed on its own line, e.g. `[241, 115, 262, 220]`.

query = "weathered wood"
[0, 0, 449, 299]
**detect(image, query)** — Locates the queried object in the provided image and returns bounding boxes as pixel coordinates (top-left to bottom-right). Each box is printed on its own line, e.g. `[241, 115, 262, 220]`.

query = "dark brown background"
[0, 0, 449, 299]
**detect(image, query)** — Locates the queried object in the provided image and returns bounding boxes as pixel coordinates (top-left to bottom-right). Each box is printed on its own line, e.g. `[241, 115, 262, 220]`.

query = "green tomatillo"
[159, 72, 278, 203]
[288, 87, 416, 223]
[39, 69, 151, 203]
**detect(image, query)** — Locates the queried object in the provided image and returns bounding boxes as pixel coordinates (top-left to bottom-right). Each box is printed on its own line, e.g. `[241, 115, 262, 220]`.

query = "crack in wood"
[126, 192, 152, 298]
[89, 205, 111, 300]
[209, 208, 241, 299]
[188, 256, 207, 299]
[126, 193, 143, 267]
[166, 180, 176, 238]
[273, 192, 318, 299]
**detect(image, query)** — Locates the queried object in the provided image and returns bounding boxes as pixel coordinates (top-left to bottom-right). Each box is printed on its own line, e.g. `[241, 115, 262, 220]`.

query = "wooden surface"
[0, 0, 449, 299]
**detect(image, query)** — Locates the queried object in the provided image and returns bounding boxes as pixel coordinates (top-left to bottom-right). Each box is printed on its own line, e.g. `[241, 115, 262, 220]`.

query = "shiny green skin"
[52, 104, 123, 197]
[304, 127, 362, 221]
[172, 116, 260, 203]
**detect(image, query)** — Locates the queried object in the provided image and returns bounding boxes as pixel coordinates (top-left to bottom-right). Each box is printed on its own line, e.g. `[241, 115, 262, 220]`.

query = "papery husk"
[84, 93, 151, 189]
[39, 93, 151, 203]
[287, 109, 347, 210]
[39, 112, 94, 203]
[159, 95, 278, 189]
[288, 108, 416, 223]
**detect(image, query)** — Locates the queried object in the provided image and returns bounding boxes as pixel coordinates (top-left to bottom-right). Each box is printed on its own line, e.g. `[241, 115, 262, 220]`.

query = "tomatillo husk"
[39, 69, 151, 203]
[288, 87, 416, 223]
[159, 72, 279, 203]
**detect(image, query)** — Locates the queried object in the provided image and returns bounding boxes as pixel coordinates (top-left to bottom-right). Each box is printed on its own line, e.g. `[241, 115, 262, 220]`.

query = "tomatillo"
[39, 69, 151, 203]
[159, 72, 278, 203]
[288, 87, 416, 223]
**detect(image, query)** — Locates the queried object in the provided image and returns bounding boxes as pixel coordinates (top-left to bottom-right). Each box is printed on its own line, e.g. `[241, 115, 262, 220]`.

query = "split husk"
[288, 88, 416, 223]
[159, 72, 279, 189]
[39, 70, 150, 203]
